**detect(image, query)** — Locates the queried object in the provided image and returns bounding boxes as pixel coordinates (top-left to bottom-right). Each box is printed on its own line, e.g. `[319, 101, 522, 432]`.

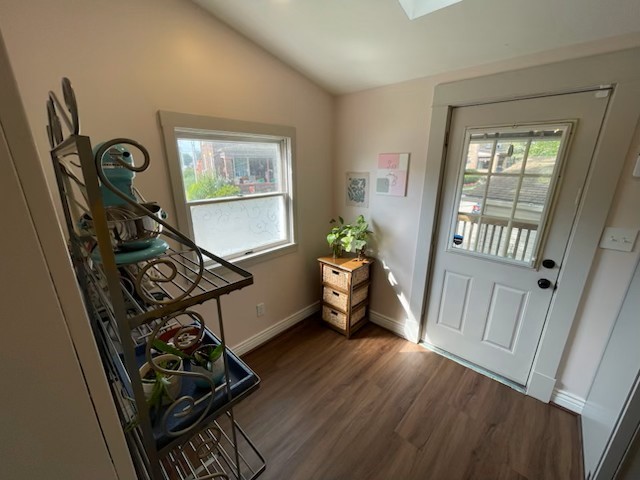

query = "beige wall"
[0, 92, 118, 479]
[335, 41, 640, 400]
[0, 0, 334, 346]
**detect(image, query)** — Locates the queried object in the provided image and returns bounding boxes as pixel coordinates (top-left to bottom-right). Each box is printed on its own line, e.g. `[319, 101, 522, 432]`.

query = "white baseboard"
[527, 370, 556, 403]
[369, 310, 415, 341]
[232, 302, 320, 356]
[551, 388, 585, 414]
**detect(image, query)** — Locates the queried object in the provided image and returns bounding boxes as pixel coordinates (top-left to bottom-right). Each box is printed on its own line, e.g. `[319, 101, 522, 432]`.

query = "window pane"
[177, 138, 282, 201]
[459, 173, 486, 214]
[485, 176, 518, 219]
[491, 140, 528, 173]
[515, 176, 551, 223]
[190, 196, 287, 258]
[525, 139, 561, 174]
[465, 140, 493, 173]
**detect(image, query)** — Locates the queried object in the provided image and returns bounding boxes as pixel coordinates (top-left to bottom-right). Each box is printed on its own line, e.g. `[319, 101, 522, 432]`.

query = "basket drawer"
[352, 263, 370, 286]
[322, 262, 370, 290]
[322, 304, 367, 331]
[323, 284, 368, 311]
[322, 265, 350, 290]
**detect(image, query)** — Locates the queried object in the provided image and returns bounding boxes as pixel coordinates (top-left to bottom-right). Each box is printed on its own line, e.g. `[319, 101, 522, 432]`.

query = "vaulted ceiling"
[194, 0, 640, 94]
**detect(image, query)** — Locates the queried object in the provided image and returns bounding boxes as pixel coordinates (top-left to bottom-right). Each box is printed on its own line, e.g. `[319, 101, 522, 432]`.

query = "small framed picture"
[376, 153, 410, 196]
[345, 172, 369, 208]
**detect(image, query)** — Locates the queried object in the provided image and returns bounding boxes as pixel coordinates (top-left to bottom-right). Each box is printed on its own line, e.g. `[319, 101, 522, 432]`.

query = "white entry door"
[424, 90, 609, 385]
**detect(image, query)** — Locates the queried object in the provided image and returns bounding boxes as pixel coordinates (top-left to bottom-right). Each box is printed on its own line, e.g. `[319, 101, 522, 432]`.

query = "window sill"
[205, 242, 298, 271]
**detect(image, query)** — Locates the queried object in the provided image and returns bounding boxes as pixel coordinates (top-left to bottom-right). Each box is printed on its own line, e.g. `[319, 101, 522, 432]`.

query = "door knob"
[538, 278, 552, 289]
[542, 259, 556, 269]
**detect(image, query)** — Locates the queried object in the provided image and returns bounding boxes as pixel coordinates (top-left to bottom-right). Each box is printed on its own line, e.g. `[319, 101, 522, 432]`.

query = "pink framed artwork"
[376, 153, 409, 196]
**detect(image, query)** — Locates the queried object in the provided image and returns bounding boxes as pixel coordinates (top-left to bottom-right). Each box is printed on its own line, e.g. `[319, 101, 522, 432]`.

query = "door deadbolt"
[542, 259, 556, 269]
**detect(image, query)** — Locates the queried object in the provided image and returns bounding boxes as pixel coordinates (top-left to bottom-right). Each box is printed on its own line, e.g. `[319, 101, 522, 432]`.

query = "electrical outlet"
[256, 303, 265, 317]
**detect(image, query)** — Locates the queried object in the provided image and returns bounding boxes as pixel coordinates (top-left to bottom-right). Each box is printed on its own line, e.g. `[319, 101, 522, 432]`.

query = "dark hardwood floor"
[235, 316, 582, 480]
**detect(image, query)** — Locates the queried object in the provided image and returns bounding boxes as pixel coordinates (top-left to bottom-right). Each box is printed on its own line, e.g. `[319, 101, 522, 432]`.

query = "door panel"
[482, 283, 527, 352]
[424, 90, 609, 384]
[436, 271, 472, 331]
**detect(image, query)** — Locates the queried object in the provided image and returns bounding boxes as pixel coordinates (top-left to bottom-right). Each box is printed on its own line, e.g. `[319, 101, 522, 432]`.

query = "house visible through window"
[159, 112, 296, 262]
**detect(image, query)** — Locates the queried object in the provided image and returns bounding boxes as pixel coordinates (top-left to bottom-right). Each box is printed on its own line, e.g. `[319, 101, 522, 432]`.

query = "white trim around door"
[409, 47, 640, 403]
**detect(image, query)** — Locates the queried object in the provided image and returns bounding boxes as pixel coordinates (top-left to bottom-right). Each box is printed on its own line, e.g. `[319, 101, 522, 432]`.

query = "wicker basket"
[352, 263, 370, 286]
[323, 284, 368, 312]
[322, 304, 366, 330]
[322, 262, 370, 290]
[322, 265, 350, 290]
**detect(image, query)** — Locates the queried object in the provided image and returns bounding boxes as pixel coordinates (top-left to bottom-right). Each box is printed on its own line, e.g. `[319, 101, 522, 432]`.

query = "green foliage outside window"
[182, 167, 196, 192]
[512, 140, 560, 158]
[186, 171, 241, 201]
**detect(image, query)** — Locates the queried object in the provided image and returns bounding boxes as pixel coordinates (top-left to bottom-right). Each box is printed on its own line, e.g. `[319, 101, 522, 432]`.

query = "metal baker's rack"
[47, 78, 266, 480]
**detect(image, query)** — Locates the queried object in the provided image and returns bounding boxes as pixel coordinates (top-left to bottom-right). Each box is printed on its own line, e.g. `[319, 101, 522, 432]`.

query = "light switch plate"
[599, 227, 639, 252]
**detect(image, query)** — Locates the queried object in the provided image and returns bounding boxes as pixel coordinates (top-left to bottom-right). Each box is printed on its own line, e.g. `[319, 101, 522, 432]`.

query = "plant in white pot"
[123, 352, 184, 432]
[152, 339, 225, 390]
[190, 344, 225, 389]
[327, 215, 372, 260]
[138, 353, 184, 408]
[125, 339, 223, 432]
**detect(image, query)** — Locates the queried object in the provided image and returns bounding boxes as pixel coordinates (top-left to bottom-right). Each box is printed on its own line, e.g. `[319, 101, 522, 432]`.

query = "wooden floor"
[235, 317, 582, 480]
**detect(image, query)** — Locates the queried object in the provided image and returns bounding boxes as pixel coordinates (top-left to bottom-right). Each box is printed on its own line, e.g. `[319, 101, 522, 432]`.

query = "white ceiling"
[194, 0, 640, 94]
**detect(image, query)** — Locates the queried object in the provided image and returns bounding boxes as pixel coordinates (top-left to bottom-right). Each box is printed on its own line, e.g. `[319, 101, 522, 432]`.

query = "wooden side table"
[318, 256, 373, 338]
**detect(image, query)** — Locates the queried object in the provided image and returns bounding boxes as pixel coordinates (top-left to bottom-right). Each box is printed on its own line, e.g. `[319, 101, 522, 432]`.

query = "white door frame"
[409, 47, 640, 402]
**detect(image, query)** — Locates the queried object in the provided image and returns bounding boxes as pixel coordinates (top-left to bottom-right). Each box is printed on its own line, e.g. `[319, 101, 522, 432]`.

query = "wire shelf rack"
[47, 78, 264, 479]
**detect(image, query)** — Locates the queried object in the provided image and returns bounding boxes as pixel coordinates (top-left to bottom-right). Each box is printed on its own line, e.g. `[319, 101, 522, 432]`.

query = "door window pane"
[525, 139, 561, 175]
[450, 125, 569, 266]
[515, 176, 552, 223]
[485, 176, 518, 219]
[465, 141, 493, 173]
[460, 174, 486, 215]
[491, 140, 528, 173]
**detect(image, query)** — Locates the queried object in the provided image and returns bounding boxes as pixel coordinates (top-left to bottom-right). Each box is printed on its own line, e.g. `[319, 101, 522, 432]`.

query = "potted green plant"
[123, 351, 184, 432]
[152, 339, 225, 389]
[327, 216, 347, 258]
[327, 215, 372, 260]
[125, 340, 222, 432]
[191, 344, 225, 389]
[138, 353, 184, 408]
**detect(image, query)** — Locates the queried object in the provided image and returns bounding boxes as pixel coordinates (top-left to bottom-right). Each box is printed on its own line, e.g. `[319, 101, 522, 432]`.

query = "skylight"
[398, 0, 463, 20]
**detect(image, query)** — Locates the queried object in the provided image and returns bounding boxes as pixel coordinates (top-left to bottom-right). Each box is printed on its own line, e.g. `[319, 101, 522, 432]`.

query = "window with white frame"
[159, 112, 296, 262]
